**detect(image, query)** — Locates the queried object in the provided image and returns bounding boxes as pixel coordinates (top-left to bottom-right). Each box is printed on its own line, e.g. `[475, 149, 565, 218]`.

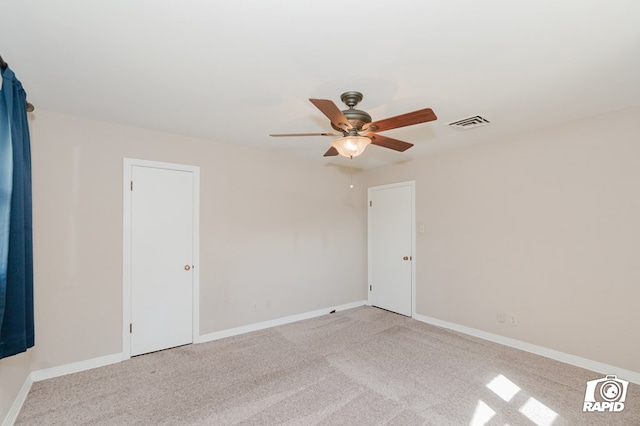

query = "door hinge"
[369, 200, 372, 207]
[130, 181, 133, 191]
[129, 323, 132, 333]
[369, 284, 372, 291]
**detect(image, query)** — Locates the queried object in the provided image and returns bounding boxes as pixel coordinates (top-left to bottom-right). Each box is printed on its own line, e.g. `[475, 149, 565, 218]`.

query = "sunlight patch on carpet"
[470, 400, 496, 426]
[519, 396, 558, 426]
[486, 374, 521, 402]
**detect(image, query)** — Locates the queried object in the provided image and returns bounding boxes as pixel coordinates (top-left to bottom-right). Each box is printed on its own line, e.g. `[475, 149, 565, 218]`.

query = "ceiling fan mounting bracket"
[340, 91, 364, 108]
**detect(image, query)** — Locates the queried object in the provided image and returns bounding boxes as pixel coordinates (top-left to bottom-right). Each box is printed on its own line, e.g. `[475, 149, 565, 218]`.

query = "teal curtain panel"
[0, 63, 34, 359]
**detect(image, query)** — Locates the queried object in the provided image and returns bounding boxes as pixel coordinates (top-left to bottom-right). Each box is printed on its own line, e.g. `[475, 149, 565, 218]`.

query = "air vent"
[448, 115, 490, 130]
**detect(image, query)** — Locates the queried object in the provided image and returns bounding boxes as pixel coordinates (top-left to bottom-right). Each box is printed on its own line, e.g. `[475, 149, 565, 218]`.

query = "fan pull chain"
[350, 159, 354, 189]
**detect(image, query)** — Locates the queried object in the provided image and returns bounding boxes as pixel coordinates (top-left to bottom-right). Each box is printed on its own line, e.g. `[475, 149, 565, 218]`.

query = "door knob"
[184, 265, 191, 271]
[403, 256, 409, 261]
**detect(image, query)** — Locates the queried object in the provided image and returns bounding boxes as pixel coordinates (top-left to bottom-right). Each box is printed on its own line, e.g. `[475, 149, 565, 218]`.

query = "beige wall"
[364, 107, 640, 373]
[4, 106, 640, 422]
[1, 110, 367, 420]
[0, 351, 32, 421]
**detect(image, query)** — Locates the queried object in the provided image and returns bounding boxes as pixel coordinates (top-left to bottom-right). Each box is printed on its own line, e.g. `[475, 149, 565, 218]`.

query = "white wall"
[363, 107, 640, 373]
[0, 110, 367, 421]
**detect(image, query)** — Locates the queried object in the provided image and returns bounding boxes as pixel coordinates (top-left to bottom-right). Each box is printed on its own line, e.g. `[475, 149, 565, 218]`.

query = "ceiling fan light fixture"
[331, 135, 371, 158]
[270, 91, 437, 158]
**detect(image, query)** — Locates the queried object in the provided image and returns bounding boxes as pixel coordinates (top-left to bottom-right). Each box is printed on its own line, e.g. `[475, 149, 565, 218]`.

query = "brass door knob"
[184, 265, 191, 271]
[403, 256, 409, 260]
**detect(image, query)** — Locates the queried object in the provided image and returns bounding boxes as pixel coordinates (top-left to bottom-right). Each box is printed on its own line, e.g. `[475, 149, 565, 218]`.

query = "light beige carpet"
[16, 306, 640, 425]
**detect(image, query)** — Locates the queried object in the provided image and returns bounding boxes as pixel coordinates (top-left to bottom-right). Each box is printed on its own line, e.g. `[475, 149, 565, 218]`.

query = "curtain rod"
[0, 54, 35, 111]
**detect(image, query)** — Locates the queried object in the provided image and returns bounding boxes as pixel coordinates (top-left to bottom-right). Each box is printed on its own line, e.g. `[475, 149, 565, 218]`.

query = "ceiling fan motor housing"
[331, 109, 372, 132]
[331, 91, 372, 132]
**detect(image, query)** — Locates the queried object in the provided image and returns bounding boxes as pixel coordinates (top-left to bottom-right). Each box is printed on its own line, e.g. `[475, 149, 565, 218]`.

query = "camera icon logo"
[583, 375, 628, 412]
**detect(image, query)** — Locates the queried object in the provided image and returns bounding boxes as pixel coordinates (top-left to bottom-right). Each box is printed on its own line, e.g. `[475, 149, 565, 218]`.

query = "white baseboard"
[3, 353, 127, 426]
[2, 375, 33, 426]
[197, 300, 367, 344]
[413, 313, 640, 385]
[30, 352, 127, 382]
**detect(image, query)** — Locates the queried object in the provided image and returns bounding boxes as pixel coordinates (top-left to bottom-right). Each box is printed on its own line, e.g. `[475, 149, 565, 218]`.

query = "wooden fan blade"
[363, 108, 437, 132]
[309, 99, 353, 131]
[270, 133, 338, 137]
[323, 146, 339, 157]
[367, 134, 414, 152]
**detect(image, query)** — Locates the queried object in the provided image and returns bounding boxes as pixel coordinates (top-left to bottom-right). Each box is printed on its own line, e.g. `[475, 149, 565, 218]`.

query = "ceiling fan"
[270, 91, 437, 158]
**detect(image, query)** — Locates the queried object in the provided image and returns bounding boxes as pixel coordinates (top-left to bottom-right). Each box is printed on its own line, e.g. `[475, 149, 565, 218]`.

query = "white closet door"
[130, 165, 194, 356]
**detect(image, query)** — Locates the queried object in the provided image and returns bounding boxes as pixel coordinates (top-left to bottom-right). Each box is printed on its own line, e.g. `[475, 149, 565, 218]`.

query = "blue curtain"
[0, 65, 34, 359]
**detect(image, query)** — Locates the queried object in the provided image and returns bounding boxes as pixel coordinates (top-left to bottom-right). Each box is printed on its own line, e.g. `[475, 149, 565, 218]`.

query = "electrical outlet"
[266, 300, 270, 309]
[252, 303, 257, 312]
[497, 311, 505, 323]
[509, 315, 518, 326]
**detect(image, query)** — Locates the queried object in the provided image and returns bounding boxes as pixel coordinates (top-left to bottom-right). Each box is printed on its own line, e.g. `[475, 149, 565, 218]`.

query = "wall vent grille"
[448, 115, 490, 130]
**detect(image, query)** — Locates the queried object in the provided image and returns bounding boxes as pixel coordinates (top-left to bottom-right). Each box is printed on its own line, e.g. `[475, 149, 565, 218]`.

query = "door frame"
[367, 181, 416, 317]
[122, 158, 200, 358]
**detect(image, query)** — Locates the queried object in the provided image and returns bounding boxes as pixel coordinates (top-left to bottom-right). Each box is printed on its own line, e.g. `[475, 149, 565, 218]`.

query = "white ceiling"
[2, 0, 639, 169]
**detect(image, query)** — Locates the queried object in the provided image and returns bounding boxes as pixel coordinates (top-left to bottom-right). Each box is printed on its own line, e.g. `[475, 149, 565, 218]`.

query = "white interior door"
[368, 182, 414, 316]
[129, 164, 195, 356]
